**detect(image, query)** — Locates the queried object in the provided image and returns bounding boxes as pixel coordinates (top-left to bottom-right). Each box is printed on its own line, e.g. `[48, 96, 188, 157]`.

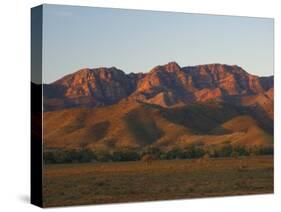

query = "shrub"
[44, 148, 97, 164]
[166, 148, 183, 159]
[95, 151, 112, 162]
[79, 148, 97, 162]
[165, 145, 205, 160]
[111, 150, 140, 161]
[43, 144, 273, 164]
[207, 144, 233, 158]
[249, 145, 273, 156]
[159, 152, 168, 160]
[218, 144, 233, 157]
[183, 144, 205, 159]
[140, 146, 161, 159]
[232, 145, 250, 156]
[44, 152, 56, 164]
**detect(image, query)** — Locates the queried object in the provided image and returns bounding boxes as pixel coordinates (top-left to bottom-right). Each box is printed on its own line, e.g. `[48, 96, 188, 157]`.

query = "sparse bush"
[44, 151, 57, 164]
[231, 151, 239, 158]
[182, 144, 205, 159]
[232, 145, 250, 156]
[165, 145, 205, 160]
[218, 144, 233, 157]
[159, 152, 168, 160]
[166, 148, 184, 159]
[43, 143, 273, 164]
[44, 148, 97, 164]
[140, 146, 161, 159]
[207, 144, 233, 158]
[79, 148, 97, 162]
[111, 150, 140, 161]
[249, 145, 273, 156]
[95, 151, 112, 162]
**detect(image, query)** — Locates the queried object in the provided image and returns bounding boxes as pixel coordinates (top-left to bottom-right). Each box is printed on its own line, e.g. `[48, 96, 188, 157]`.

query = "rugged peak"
[150, 61, 182, 73]
[165, 61, 181, 71]
[74, 66, 125, 75]
[95, 66, 124, 74]
[44, 62, 274, 111]
[93, 67, 127, 81]
[54, 67, 128, 85]
[192, 63, 246, 75]
[76, 68, 92, 74]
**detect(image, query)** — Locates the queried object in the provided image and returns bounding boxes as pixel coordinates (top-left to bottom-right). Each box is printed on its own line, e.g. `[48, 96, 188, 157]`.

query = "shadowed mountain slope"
[43, 101, 273, 151]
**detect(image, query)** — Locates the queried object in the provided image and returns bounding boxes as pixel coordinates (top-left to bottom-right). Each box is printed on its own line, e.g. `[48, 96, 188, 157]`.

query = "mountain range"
[44, 62, 273, 111]
[42, 62, 274, 151]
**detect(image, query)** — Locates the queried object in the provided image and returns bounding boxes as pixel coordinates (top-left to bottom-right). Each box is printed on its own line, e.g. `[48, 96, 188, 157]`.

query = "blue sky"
[42, 4, 274, 83]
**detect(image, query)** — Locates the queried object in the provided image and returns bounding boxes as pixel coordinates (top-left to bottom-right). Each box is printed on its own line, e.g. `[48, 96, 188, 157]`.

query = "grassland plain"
[43, 156, 273, 207]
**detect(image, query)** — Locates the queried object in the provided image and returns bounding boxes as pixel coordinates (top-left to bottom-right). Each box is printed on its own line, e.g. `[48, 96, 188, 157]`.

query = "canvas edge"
[31, 4, 43, 208]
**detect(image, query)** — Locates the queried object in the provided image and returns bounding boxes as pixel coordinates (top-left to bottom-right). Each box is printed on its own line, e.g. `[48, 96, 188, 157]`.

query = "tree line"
[44, 143, 273, 164]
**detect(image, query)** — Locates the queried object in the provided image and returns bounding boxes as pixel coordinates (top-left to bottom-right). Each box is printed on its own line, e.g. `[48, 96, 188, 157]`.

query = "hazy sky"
[42, 4, 274, 83]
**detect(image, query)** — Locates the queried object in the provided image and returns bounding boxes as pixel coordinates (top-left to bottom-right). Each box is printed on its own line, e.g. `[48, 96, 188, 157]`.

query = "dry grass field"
[43, 156, 273, 207]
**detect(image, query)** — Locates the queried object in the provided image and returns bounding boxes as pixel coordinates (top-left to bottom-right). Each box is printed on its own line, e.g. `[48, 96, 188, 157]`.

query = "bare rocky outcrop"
[43, 62, 273, 112]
